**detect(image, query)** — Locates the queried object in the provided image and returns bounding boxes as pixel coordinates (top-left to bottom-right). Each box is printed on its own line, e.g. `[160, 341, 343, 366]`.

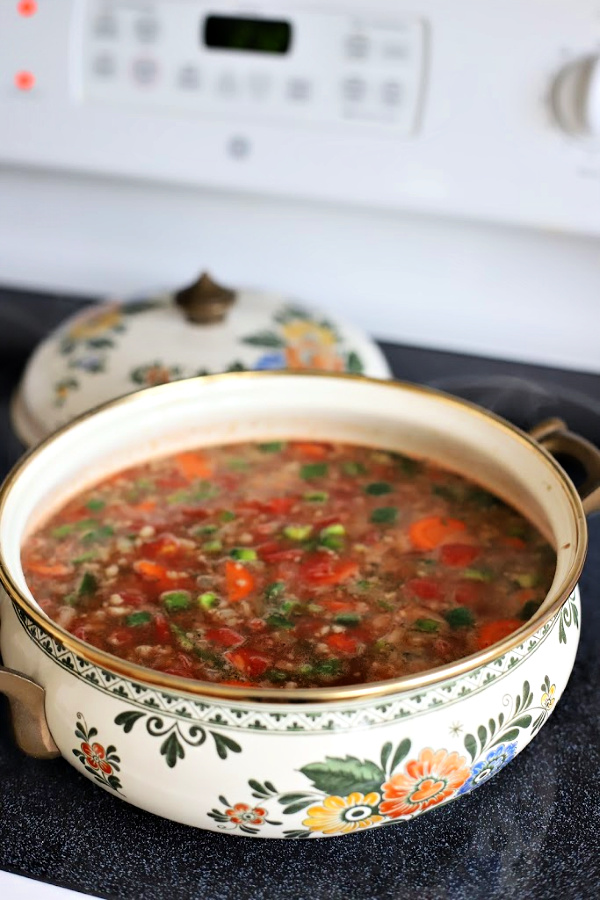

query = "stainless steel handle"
[530, 417, 600, 515]
[0, 666, 60, 758]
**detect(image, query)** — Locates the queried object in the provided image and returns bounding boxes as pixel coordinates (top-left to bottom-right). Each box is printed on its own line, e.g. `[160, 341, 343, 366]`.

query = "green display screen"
[203, 15, 292, 55]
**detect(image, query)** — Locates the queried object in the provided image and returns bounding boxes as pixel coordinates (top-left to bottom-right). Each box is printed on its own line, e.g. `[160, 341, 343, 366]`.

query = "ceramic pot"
[0, 373, 598, 839]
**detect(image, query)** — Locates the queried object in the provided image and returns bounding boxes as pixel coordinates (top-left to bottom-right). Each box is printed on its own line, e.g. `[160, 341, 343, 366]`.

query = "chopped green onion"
[365, 482, 392, 496]
[64, 593, 79, 607]
[52, 519, 98, 539]
[320, 534, 344, 551]
[320, 523, 345, 537]
[335, 613, 361, 626]
[161, 590, 192, 612]
[259, 442, 285, 453]
[265, 581, 285, 601]
[307, 603, 323, 614]
[280, 600, 300, 615]
[464, 568, 494, 582]
[300, 463, 328, 480]
[72, 552, 97, 565]
[198, 591, 219, 610]
[314, 659, 342, 676]
[370, 506, 398, 524]
[266, 613, 294, 629]
[229, 547, 258, 561]
[265, 669, 288, 682]
[203, 540, 223, 554]
[170, 622, 194, 650]
[86, 498, 106, 512]
[377, 599, 394, 611]
[81, 525, 114, 544]
[78, 572, 97, 597]
[194, 524, 217, 536]
[444, 607, 475, 628]
[342, 461, 367, 477]
[126, 611, 152, 627]
[304, 491, 329, 503]
[227, 458, 249, 471]
[357, 580, 372, 591]
[220, 510, 236, 522]
[414, 618, 440, 633]
[283, 524, 313, 541]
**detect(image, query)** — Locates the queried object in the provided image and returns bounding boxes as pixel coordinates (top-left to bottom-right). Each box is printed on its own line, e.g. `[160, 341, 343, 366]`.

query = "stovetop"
[1, 288, 599, 900]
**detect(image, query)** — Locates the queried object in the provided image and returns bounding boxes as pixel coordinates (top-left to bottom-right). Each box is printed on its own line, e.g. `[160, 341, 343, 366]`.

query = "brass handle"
[530, 417, 600, 515]
[0, 666, 60, 758]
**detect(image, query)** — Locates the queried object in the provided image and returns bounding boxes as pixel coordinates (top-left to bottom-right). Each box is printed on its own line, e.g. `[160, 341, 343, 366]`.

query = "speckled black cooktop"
[0, 288, 599, 900]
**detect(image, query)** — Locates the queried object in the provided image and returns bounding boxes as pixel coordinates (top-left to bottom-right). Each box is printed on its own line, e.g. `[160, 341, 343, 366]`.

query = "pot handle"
[0, 666, 60, 758]
[530, 417, 600, 515]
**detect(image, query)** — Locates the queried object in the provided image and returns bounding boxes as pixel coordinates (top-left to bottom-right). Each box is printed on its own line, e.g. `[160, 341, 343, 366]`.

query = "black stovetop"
[0, 288, 599, 900]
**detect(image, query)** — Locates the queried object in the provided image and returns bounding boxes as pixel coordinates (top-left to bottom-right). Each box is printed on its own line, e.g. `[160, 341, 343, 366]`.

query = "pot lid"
[12, 273, 391, 447]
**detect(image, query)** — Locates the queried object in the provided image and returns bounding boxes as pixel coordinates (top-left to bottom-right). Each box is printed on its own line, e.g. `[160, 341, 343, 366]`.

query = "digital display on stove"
[203, 15, 292, 54]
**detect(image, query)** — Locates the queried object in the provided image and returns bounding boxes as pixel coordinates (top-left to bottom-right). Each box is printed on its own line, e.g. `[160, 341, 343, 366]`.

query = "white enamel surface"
[0, 374, 585, 836]
[13, 293, 391, 447]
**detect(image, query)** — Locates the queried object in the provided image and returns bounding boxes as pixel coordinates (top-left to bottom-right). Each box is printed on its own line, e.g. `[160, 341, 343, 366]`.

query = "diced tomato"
[320, 598, 357, 613]
[141, 534, 182, 558]
[295, 442, 329, 459]
[440, 543, 480, 567]
[154, 614, 171, 643]
[240, 497, 295, 515]
[300, 552, 359, 586]
[454, 580, 484, 607]
[129, 499, 157, 515]
[325, 632, 358, 654]
[225, 560, 256, 602]
[176, 451, 213, 481]
[258, 542, 303, 563]
[409, 516, 466, 551]
[224, 647, 269, 677]
[205, 627, 245, 648]
[134, 559, 169, 581]
[477, 618, 521, 650]
[119, 590, 146, 607]
[406, 577, 443, 601]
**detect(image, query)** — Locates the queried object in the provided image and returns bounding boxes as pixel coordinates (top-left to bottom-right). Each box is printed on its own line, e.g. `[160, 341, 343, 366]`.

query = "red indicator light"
[17, 0, 38, 16]
[15, 70, 35, 91]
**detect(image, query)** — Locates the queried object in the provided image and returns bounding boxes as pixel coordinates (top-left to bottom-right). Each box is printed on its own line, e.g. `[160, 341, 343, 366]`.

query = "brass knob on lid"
[175, 272, 236, 325]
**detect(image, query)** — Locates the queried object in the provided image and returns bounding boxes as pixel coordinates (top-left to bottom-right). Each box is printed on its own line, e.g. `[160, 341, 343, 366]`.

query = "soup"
[21, 441, 555, 688]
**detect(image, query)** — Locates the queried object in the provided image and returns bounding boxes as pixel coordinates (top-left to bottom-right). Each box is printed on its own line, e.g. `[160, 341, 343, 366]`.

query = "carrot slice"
[129, 499, 157, 514]
[477, 618, 521, 650]
[26, 562, 71, 577]
[225, 560, 256, 602]
[176, 451, 213, 481]
[295, 442, 329, 459]
[325, 632, 358, 654]
[409, 516, 466, 551]
[133, 559, 169, 581]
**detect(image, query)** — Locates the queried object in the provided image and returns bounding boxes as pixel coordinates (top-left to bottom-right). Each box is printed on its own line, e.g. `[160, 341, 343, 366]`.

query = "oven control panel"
[82, 2, 426, 135]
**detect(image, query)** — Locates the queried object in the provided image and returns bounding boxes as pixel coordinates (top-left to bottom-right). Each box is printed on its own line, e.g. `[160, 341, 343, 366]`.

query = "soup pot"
[0, 373, 598, 839]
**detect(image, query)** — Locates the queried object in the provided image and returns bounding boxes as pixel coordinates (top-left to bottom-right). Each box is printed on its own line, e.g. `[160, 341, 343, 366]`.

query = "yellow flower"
[68, 304, 123, 341]
[303, 792, 383, 835]
[541, 684, 556, 709]
[282, 320, 337, 347]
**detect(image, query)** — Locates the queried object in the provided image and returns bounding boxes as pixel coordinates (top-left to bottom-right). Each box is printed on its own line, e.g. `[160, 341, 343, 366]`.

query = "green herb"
[78, 572, 97, 597]
[168, 482, 219, 505]
[444, 607, 475, 628]
[365, 482, 392, 496]
[392, 453, 419, 475]
[283, 524, 313, 541]
[170, 622, 194, 651]
[81, 525, 114, 544]
[280, 600, 300, 615]
[72, 552, 97, 565]
[464, 568, 494, 582]
[377, 599, 394, 611]
[374, 639, 392, 654]
[513, 573, 538, 589]
[300, 463, 328, 480]
[307, 603, 323, 614]
[265, 669, 288, 682]
[203, 540, 223, 554]
[220, 510, 236, 522]
[370, 506, 398, 525]
[161, 590, 192, 612]
[304, 491, 329, 502]
[320, 523, 345, 537]
[259, 442, 285, 453]
[51, 518, 98, 539]
[229, 547, 258, 561]
[414, 618, 440, 633]
[357, 580, 372, 591]
[64, 593, 79, 607]
[194, 524, 217, 536]
[313, 659, 342, 676]
[265, 581, 285, 601]
[342, 461, 367, 477]
[520, 599, 542, 620]
[227, 458, 249, 471]
[126, 611, 152, 627]
[86, 498, 106, 512]
[266, 613, 294, 630]
[198, 591, 219, 610]
[335, 613, 361, 626]
[320, 534, 344, 551]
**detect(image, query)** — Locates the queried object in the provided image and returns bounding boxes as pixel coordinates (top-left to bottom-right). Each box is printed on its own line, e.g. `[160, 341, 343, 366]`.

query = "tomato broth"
[22, 441, 556, 688]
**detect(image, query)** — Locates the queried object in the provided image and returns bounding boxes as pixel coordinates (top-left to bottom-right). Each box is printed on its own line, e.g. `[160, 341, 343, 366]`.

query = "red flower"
[380, 748, 470, 818]
[224, 803, 267, 826]
[81, 741, 112, 775]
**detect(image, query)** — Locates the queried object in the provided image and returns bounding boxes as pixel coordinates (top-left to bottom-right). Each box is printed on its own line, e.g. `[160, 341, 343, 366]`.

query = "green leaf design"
[114, 710, 145, 733]
[161, 731, 185, 768]
[278, 792, 314, 805]
[491, 727, 521, 746]
[573, 603, 579, 629]
[282, 799, 314, 815]
[346, 351, 364, 374]
[211, 731, 242, 760]
[390, 739, 411, 773]
[299, 756, 385, 796]
[559, 616, 567, 644]
[507, 715, 532, 732]
[242, 330, 285, 348]
[283, 829, 312, 840]
[380, 742, 392, 772]
[464, 733, 478, 762]
[477, 725, 487, 749]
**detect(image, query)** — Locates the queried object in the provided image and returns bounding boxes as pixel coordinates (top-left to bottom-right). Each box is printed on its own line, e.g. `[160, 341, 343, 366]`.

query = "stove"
[0, 288, 598, 900]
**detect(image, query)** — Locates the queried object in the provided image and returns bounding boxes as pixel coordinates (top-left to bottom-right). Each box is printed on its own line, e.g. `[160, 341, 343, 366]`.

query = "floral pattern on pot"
[208, 799, 282, 836]
[212, 675, 558, 838]
[72, 713, 123, 794]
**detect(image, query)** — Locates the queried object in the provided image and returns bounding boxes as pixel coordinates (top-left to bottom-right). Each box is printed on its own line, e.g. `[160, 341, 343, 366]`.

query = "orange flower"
[380, 748, 471, 818]
[224, 803, 267, 826]
[81, 741, 112, 775]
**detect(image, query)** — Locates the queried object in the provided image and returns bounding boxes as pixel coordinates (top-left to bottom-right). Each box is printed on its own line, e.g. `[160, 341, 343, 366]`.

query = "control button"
[135, 17, 159, 43]
[132, 57, 158, 86]
[248, 72, 270, 99]
[381, 80, 403, 106]
[382, 43, 410, 62]
[287, 78, 311, 101]
[217, 72, 237, 96]
[178, 64, 200, 91]
[342, 77, 366, 102]
[94, 14, 118, 39]
[345, 34, 368, 59]
[92, 53, 116, 79]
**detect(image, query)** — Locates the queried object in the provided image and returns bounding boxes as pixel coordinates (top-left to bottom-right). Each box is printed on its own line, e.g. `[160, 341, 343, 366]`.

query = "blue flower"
[69, 355, 105, 373]
[254, 352, 287, 370]
[458, 742, 518, 795]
